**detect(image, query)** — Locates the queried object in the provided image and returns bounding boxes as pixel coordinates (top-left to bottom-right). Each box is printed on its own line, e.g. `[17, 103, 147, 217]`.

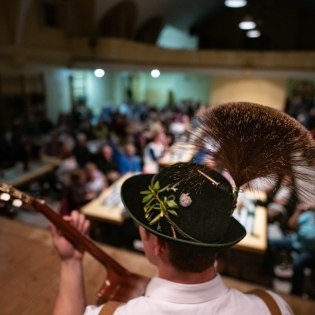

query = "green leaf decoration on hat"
[140, 176, 201, 242]
[140, 178, 178, 224]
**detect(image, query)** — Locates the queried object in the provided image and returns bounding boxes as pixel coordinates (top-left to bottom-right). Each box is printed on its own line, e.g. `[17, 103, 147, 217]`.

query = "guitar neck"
[31, 199, 129, 276]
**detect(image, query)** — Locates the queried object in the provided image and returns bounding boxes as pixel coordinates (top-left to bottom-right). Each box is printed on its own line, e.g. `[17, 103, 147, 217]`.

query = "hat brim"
[121, 173, 246, 249]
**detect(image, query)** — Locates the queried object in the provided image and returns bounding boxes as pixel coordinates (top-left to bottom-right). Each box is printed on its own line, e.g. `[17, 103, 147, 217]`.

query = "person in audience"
[168, 114, 191, 141]
[92, 119, 108, 140]
[165, 131, 175, 148]
[115, 142, 142, 174]
[143, 131, 167, 173]
[266, 175, 295, 225]
[85, 162, 107, 197]
[109, 112, 128, 138]
[73, 132, 92, 167]
[60, 133, 76, 155]
[40, 132, 62, 158]
[94, 144, 120, 184]
[60, 168, 92, 215]
[265, 202, 315, 296]
[56, 149, 78, 188]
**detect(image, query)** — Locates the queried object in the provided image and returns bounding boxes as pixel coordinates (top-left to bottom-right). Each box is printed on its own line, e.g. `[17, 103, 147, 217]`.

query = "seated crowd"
[0, 101, 205, 211]
[0, 100, 314, 298]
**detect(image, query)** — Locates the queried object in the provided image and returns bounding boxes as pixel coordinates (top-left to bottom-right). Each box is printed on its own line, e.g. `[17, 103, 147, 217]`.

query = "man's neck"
[158, 265, 217, 284]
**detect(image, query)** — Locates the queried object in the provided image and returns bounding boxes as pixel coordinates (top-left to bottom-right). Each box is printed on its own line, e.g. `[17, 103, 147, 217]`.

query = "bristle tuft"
[191, 102, 315, 202]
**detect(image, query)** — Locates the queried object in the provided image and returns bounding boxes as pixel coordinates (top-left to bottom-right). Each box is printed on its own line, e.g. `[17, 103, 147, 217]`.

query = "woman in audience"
[85, 162, 107, 197]
[56, 148, 78, 188]
[143, 131, 167, 173]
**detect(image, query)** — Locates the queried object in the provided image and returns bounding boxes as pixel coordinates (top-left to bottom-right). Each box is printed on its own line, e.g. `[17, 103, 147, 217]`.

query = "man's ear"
[139, 226, 149, 241]
[153, 236, 167, 257]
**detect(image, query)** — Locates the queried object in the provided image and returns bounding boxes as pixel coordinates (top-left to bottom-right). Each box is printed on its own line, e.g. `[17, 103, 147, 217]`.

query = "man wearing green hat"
[52, 102, 315, 314]
[51, 163, 293, 315]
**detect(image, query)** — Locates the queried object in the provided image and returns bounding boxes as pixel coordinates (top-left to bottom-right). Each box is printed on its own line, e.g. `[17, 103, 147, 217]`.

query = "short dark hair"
[163, 239, 218, 273]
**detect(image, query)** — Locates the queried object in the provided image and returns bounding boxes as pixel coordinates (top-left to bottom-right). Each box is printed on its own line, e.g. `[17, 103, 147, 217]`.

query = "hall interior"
[0, 1, 315, 314]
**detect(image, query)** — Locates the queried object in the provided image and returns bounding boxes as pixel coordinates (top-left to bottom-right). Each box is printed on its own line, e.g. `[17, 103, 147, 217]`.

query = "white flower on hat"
[179, 193, 192, 207]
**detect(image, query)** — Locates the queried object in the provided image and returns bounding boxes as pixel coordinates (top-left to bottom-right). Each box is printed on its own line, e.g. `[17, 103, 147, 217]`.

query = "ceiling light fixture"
[151, 69, 160, 78]
[94, 69, 105, 78]
[246, 29, 261, 38]
[239, 16, 256, 30]
[224, 0, 247, 8]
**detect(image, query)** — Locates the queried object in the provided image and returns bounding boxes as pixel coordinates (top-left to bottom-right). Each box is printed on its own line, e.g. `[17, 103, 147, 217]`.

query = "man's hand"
[51, 211, 90, 315]
[50, 211, 90, 261]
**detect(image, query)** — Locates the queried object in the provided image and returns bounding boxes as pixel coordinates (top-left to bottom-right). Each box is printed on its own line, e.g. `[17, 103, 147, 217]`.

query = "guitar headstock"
[0, 183, 32, 208]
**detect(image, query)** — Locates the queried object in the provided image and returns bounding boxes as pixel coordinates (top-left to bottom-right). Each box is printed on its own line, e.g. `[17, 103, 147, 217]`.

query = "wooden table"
[81, 173, 134, 225]
[159, 142, 196, 167]
[233, 190, 267, 254]
[0, 156, 60, 187]
[0, 217, 313, 315]
[233, 205, 267, 253]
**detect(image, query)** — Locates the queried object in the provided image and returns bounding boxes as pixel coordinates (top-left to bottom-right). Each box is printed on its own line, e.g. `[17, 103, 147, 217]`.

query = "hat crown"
[149, 163, 234, 244]
[121, 162, 246, 248]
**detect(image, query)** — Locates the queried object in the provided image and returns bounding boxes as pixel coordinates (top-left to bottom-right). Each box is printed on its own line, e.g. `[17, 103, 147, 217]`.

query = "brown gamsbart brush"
[191, 102, 315, 203]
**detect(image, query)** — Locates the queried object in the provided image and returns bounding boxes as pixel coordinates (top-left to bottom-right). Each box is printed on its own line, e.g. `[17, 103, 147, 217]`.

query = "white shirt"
[84, 275, 293, 315]
[143, 142, 165, 173]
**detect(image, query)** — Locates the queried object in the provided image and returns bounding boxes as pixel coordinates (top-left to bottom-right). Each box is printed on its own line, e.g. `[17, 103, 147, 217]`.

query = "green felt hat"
[121, 162, 246, 248]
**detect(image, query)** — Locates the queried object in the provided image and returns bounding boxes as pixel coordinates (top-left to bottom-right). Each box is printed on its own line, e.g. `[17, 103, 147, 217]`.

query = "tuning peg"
[12, 199, 23, 208]
[0, 193, 10, 201]
[12, 199, 22, 208]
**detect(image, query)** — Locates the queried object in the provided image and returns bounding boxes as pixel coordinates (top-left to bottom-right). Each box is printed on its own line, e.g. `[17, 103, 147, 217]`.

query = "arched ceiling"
[95, 0, 219, 32]
[94, 0, 315, 51]
[2, 0, 315, 51]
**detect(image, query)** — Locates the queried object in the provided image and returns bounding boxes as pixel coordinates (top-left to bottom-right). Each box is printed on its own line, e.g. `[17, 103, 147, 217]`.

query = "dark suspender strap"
[98, 301, 123, 315]
[247, 289, 282, 315]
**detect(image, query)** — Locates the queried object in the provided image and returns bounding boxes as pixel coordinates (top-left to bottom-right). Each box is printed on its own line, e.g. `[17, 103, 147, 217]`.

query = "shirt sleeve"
[149, 146, 164, 161]
[298, 211, 311, 225]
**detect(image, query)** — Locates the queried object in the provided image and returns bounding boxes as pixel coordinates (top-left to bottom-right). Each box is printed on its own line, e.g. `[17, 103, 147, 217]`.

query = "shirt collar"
[144, 274, 228, 304]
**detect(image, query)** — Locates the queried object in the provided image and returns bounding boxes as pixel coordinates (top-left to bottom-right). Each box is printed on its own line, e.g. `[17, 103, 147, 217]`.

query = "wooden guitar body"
[97, 269, 149, 304]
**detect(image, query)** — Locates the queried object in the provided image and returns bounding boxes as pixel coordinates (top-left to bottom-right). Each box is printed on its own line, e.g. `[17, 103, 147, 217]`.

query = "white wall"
[211, 75, 287, 110]
[132, 72, 211, 107]
[86, 71, 128, 113]
[157, 25, 198, 50]
[43, 68, 298, 123]
[44, 68, 72, 122]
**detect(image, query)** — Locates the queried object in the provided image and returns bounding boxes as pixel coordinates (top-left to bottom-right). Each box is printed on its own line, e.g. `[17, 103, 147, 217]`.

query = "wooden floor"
[0, 216, 314, 315]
